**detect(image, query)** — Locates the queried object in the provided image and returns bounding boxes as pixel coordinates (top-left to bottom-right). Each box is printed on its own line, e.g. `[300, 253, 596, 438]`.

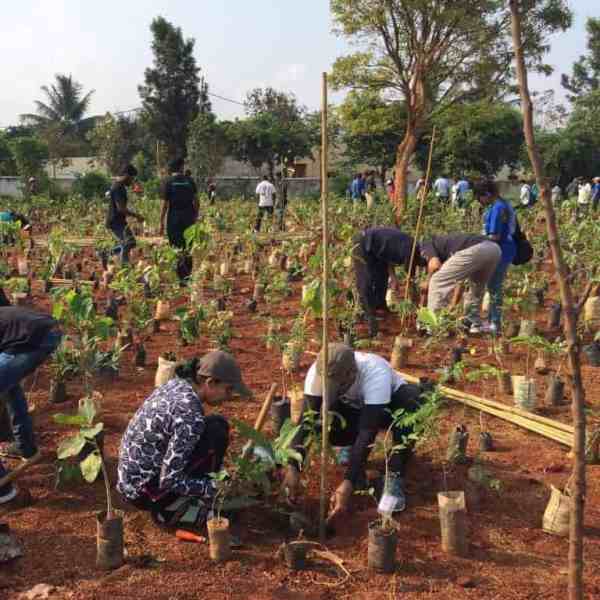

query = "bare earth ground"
[1, 249, 600, 600]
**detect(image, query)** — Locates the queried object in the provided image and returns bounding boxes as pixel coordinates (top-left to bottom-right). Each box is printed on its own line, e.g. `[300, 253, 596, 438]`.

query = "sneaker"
[469, 323, 483, 334]
[336, 446, 352, 466]
[378, 475, 407, 514]
[0, 486, 32, 513]
[0, 484, 18, 504]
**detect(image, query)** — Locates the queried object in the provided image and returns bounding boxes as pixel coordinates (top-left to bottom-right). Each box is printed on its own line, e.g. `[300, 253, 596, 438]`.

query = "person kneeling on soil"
[282, 344, 427, 526]
[0, 209, 34, 247]
[419, 232, 501, 334]
[117, 352, 251, 527]
[0, 307, 62, 510]
[353, 226, 421, 337]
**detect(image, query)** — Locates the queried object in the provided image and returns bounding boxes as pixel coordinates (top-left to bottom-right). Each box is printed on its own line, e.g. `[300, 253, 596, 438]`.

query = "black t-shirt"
[362, 227, 415, 271]
[419, 233, 488, 263]
[160, 175, 197, 219]
[0, 307, 57, 353]
[106, 182, 128, 229]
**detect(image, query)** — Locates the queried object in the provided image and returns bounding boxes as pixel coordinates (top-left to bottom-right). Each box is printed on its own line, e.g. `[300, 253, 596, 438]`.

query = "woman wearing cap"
[117, 351, 251, 527]
[283, 343, 426, 525]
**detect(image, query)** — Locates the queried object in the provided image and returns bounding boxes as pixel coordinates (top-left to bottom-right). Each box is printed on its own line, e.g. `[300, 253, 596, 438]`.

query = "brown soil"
[1, 251, 600, 600]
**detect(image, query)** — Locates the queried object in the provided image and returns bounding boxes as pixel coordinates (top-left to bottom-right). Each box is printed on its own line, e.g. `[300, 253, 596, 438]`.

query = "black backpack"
[512, 218, 533, 265]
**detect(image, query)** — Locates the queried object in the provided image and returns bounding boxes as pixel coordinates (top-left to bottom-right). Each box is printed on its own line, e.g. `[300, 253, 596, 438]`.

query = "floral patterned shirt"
[117, 378, 215, 501]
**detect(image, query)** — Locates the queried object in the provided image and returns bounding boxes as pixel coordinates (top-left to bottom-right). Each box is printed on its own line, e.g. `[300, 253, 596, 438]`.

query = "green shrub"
[72, 171, 111, 200]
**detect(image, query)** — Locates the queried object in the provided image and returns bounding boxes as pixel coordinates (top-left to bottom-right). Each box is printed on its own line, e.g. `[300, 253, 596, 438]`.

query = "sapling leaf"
[57, 433, 87, 459]
[232, 418, 271, 449]
[78, 395, 98, 425]
[81, 423, 104, 440]
[80, 451, 102, 482]
[53, 414, 88, 426]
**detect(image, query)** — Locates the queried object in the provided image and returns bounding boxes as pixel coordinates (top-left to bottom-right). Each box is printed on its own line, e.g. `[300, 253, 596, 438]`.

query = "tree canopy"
[562, 17, 600, 102]
[139, 16, 211, 161]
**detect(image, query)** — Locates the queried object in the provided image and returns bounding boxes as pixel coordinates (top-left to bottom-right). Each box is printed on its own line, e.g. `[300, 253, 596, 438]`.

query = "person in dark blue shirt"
[592, 177, 600, 211]
[477, 180, 516, 334]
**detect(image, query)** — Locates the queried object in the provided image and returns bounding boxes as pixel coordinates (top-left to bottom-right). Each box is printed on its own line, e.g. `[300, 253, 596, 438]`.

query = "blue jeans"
[487, 260, 511, 330]
[109, 223, 136, 265]
[0, 330, 62, 458]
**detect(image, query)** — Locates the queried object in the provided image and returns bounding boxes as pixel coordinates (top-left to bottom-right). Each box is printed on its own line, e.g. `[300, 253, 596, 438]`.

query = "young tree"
[10, 136, 48, 181]
[187, 113, 228, 181]
[330, 0, 513, 217]
[0, 133, 16, 176]
[415, 101, 524, 178]
[139, 16, 211, 161]
[239, 87, 313, 176]
[508, 3, 584, 600]
[562, 17, 600, 102]
[89, 113, 145, 175]
[337, 90, 405, 183]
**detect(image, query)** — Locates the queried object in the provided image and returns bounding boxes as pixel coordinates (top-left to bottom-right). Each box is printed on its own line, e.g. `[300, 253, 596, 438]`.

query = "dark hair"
[263, 174, 268, 180]
[175, 357, 200, 383]
[476, 179, 499, 198]
[184, 169, 192, 177]
[121, 164, 138, 178]
[170, 158, 185, 173]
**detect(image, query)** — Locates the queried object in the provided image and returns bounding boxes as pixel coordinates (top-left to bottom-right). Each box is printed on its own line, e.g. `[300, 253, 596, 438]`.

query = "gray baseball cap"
[313, 343, 357, 407]
[197, 351, 252, 398]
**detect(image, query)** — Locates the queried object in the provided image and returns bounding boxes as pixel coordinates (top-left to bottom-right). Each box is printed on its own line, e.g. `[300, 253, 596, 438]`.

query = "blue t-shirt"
[485, 198, 516, 264]
[351, 179, 360, 199]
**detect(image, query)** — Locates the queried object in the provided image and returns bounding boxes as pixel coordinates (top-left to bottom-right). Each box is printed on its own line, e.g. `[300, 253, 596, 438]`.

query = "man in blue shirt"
[351, 173, 365, 203]
[477, 180, 516, 334]
[456, 177, 470, 207]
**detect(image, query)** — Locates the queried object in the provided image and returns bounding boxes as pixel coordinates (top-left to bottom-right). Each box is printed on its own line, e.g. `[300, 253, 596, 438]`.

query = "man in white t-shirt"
[281, 344, 428, 530]
[433, 175, 450, 202]
[520, 180, 532, 207]
[254, 175, 277, 232]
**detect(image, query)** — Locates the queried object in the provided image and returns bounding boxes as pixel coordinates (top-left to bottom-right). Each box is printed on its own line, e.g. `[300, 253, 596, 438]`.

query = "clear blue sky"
[0, 0, 597, 127]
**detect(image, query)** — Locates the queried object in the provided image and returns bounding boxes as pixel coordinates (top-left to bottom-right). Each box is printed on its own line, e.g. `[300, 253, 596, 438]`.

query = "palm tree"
[21, 74, 95, 136]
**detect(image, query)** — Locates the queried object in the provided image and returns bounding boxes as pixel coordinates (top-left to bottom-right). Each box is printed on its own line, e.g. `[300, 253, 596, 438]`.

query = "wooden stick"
[319, 72, 330, 543]
[403, 127, 436, 316]
[253, 383, 278, 433]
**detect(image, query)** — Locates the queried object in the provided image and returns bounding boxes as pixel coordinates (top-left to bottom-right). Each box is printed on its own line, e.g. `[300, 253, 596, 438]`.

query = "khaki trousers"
[428, 241, 501, 324]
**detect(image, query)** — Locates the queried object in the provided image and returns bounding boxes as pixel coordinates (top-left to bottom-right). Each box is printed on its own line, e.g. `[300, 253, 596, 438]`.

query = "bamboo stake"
[509, 4, 585, 598]
[319, 72, 330, 543]
[403, 127, 437, 314]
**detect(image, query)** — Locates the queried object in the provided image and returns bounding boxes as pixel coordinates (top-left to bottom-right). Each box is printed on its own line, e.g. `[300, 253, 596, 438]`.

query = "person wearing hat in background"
[353, 227, 421, 337]
[159, 157, 199, 283]
[117, 351, 251, 527]
[104, 163, 143, 266]
[282, 344, 427, 527]
[419, 232, 501, 334]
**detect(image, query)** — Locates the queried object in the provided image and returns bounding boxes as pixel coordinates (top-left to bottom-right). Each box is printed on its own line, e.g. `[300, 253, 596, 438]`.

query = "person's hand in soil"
[281, 465, 301, 505]
[326, 480, 353, 530]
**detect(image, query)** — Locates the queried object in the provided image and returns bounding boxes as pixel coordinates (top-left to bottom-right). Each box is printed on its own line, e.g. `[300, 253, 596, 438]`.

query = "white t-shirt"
[304, 352, 406, 409]
[578, 183, 592, 205]
[433, 178, 450, 197]
[551, 186, 562, 204]
[520, 184, 531, 206]
[256, 180, 276, 207]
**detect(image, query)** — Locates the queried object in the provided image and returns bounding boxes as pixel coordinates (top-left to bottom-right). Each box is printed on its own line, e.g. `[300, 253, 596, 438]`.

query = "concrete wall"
[0, 176, 75, 199]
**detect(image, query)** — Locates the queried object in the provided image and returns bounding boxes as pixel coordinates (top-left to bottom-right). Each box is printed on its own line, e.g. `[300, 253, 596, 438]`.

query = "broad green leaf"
[80, 451, 102, 483]
[78, 396, 98, 425]
[232, 418, 271, 449]
[53, 413, 88, 426]
[81, 422, 104, 440]
[57, 434, 86, 459]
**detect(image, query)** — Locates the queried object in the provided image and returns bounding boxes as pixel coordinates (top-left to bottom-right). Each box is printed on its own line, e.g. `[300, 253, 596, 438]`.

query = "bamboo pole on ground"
[509, 5, 585, 598]
[319, 72, 330, 543]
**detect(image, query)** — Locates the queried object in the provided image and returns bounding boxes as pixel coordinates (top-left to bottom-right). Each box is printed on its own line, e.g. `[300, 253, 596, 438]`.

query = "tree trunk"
[509, 3, 586, 599]
[392, 123, 419, 222]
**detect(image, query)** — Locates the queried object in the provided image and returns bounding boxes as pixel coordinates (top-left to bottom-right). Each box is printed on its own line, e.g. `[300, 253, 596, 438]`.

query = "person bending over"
[419, 232, 501, 333]
[0, 307, 62, 509]
[282, 344, 428, 528]
[353, 227, 420, 337]
[117, 351, 251, 527]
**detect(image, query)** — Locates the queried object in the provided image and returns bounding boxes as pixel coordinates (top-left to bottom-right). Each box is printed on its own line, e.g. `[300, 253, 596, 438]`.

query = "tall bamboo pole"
[403, 127, 437, 306]
[319, 72, 330, 542]
[509, 3, 586, 599]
